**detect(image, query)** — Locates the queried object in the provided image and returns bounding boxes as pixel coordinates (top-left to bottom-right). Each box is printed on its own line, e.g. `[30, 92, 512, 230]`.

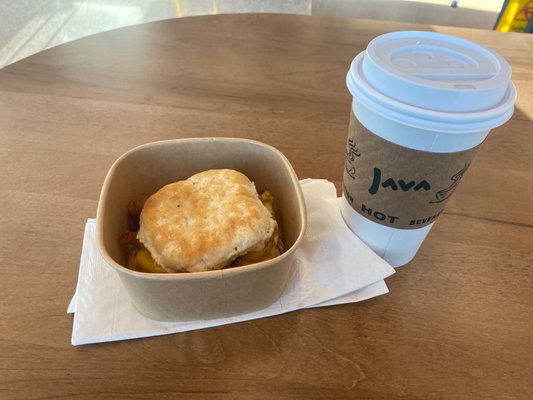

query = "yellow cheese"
[135, 247, 166, 273]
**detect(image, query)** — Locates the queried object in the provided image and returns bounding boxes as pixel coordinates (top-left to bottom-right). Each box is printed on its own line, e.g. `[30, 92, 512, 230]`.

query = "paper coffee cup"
[341, 31, 516, 267]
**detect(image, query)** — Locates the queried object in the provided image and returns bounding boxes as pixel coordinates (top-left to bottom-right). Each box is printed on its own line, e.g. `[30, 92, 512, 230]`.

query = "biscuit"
[137, 169, 277, 273]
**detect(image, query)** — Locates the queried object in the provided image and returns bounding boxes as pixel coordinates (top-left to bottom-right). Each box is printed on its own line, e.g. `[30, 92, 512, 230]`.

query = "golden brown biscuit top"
[137, 169, 277, 273]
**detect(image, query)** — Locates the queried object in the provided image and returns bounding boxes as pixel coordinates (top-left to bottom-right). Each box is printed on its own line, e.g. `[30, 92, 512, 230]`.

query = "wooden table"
[1, 14, 532, 400]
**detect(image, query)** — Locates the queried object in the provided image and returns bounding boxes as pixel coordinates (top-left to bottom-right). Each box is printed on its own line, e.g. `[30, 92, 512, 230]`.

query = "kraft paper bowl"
[96, 138, 307, 321]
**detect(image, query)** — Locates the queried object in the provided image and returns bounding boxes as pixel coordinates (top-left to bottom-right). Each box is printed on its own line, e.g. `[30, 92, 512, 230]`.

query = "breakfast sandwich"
[121, 169, 282, 273]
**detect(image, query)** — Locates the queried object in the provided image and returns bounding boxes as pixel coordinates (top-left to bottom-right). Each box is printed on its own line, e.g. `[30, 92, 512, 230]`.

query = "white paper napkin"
[68, 179, 395, 345]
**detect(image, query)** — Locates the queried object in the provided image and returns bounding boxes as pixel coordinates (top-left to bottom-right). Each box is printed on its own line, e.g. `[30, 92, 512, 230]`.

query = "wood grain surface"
[1, 14, 532, 400]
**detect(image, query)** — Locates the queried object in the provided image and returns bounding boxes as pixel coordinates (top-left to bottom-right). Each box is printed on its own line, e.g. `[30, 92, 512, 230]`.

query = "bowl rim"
[96, 137, 308, 281]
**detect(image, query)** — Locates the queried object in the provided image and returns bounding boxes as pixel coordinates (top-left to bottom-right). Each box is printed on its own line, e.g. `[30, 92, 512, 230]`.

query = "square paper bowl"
[96, 138, 307, 321]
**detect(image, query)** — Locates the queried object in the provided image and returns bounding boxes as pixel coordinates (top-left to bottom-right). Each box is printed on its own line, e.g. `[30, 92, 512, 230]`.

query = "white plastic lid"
[347, 31, 516, 133]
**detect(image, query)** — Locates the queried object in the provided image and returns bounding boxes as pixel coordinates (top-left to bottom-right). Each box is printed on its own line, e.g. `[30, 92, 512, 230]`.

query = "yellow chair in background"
[495, 0, 533, 32]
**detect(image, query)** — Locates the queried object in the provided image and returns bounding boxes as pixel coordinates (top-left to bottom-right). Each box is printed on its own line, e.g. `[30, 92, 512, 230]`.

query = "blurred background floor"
[0, 0, 504, 69]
